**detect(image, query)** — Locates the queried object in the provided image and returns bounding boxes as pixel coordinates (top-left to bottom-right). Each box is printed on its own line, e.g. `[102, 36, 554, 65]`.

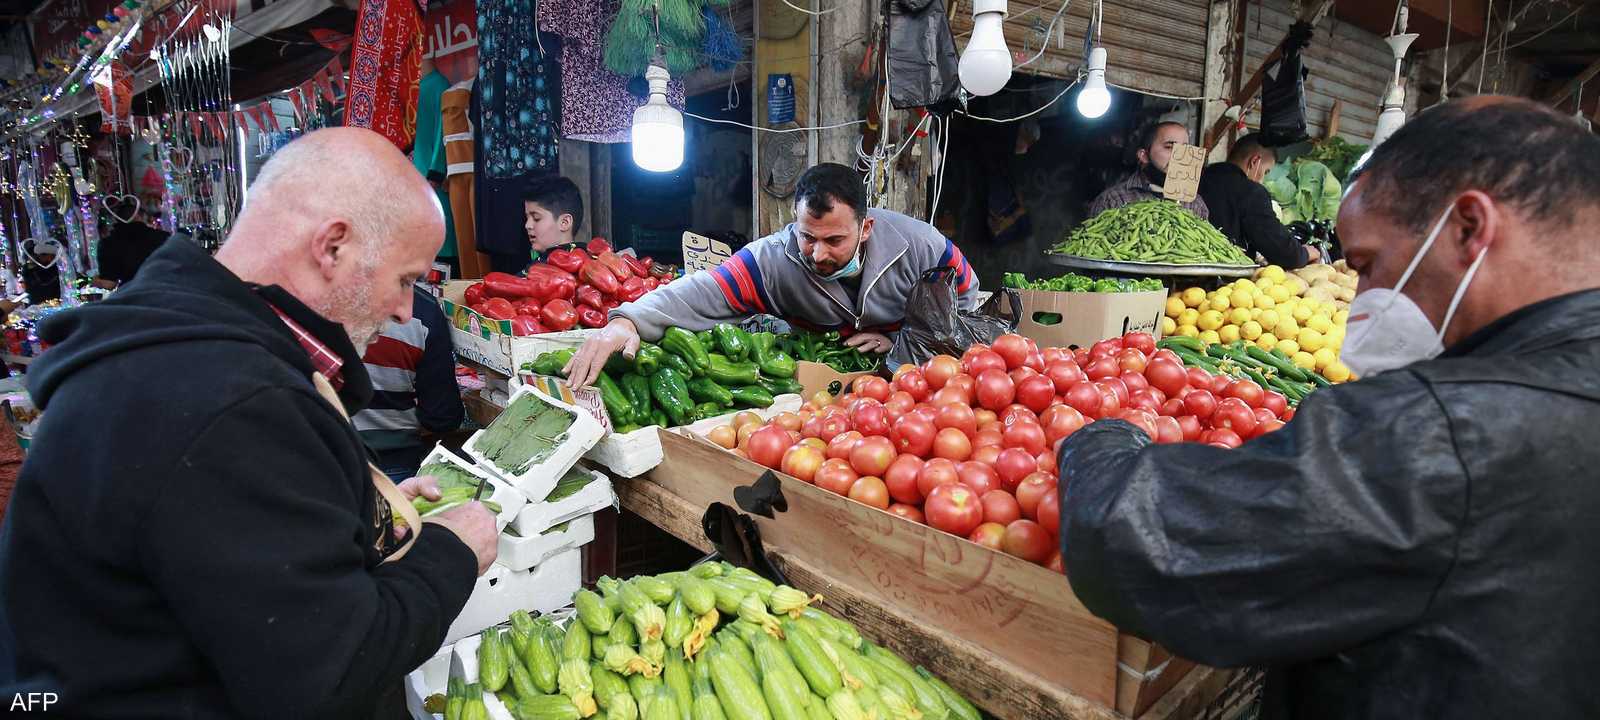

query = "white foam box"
[497, 513, 596, 572]
[443, 547, 583, 645]
[588, 393, 805, 477]
[418, 446, 527, 532]
[509, 467, 615, 537]
[438, 280, 598, 377]
[463, 385, 605, 503]
[404, 643, 454, 720]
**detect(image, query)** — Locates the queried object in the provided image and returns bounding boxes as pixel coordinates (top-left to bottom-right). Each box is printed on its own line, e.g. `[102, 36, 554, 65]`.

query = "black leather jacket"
[1058, 289, 1600, 719]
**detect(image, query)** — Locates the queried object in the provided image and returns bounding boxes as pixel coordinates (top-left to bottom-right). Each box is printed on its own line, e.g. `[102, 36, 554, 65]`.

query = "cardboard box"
[795, 360, 873, 399]
[438, 280, 597, 376]
[418, 446, 527, 532]
[1013, 288, 1168, 349]
[443, 548, 582, 645]
[497, 513, 596, 572]
[463, 386, 605, 502]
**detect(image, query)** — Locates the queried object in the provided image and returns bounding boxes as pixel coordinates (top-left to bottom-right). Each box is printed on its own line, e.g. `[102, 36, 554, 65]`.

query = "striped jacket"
[352, 287, 465, 450]
[613, 208, 980, 340]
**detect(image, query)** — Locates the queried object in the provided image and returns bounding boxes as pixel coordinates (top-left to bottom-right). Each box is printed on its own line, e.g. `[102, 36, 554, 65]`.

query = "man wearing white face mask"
[1055, 97, 1600, 719]
[564, 163, 980, 388]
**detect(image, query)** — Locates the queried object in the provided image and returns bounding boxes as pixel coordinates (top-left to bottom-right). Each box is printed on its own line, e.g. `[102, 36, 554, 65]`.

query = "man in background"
[523, 175, 585, 254]
[1087, 121, 1210, 220]
[94, 201, 169, 289]
[1199, 132, 1318, 269]
[354, 285, 466, 482]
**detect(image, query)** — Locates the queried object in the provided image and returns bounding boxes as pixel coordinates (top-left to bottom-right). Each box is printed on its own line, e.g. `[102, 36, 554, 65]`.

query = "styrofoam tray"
[497, 513, 595, 572]
[443, 548, 582, 645]
[585, 393, 804, 477]
[463, 386, 605, 502]
[509, 466, 615, 536]
[404, 643, 454, 720]
[418, 446, 527, 532]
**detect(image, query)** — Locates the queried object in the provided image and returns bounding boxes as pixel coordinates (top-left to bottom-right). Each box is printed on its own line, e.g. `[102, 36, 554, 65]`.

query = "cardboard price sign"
[1161, 143, 1206, 204]
[682, 231, 732, 275]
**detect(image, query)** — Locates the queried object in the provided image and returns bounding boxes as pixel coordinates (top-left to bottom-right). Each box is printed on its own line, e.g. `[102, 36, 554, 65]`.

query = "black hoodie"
[0, 239, 478, 718]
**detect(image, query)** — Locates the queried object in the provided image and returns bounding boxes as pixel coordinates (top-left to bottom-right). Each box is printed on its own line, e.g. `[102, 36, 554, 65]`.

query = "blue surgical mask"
[811, 227, 866, 282]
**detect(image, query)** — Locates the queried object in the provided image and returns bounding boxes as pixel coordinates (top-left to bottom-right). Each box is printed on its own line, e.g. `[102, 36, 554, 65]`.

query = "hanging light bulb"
[631, 65, 684, 172]
[1076, 47, 1111, 118]
[958, 0, 1011, 97]
[1371, 6, 1418, 148]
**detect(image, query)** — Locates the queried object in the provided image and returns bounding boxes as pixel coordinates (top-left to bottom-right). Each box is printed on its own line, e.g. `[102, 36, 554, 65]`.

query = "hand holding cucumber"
[425, 502, 500, 575]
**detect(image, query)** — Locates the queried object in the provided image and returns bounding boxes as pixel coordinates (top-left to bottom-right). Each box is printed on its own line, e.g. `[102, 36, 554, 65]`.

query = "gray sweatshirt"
[613, 208, 980, 340]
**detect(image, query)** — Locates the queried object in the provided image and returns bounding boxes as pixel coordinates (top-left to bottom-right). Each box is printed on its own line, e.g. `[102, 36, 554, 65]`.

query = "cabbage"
[1264, 161, 1297, 205]
[1289, 159, 1341, 223]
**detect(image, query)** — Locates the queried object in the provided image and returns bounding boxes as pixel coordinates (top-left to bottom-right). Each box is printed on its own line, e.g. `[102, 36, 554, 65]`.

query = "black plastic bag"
[888, 0, 961, 109]
[888, 267, 1021, 368]
[1260, 22, 1315, 147]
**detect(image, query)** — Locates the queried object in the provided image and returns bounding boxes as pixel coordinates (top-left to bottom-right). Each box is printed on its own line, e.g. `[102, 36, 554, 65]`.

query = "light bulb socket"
[972, 0, 1007, 17]
[1087, 46, 1107, 74]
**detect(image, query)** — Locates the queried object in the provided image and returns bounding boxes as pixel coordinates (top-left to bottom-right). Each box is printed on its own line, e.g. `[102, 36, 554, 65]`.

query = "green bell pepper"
[758, 351, 796, 379]
[650, 408, 670, 428]
[633, 343, 665, 376]
[695, 329, 716, 351]
[595, 372, 635, 426]
[757, 375, 805, 397]
[705, 354, 762, 386]
[659, 349, 697, 378]
[530, 348, 575, 377]
[620, 373, 652, 418]
[687, 377, 736, 407]
[694, 402, 724, 421]
[661, 327, 712, 376]
[728, 385, 776, 409]
[748, 332, 797, 378]
[712, 324, 750, 362]
[649, 368, 694, 426]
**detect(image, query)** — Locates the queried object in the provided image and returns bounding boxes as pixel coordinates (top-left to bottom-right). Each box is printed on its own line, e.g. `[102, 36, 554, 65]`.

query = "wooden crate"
[630, 428, 1200, 719]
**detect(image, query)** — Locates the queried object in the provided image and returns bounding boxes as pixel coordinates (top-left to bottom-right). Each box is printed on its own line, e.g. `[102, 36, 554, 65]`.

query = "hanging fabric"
[540, 0, 687, 143]
[344, 0, 426, 151]
[441, 80, 487, 279]
[476, 0, 560, 178]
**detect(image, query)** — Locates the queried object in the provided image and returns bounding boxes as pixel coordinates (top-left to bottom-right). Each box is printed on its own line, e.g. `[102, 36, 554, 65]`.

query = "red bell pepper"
[481, 297, 517, 321]
[541, 298, 579, 331]
[544, 249, 586, 275]
[511, 317, 544, 336]
[575, 284, 606, 311]
[641, 276, 660, 291]
[579, 262, 622, 296]
[525, 263, 576, 284]
[602, 298, 620, 311]
[516, 303, 542, 317]
[483, 272, 541, 299]
[577, 306, 607, 328]
[621, 254, 651, 278]
[595, 251, 633, 283]
[618, 276, 647, 303]
[470, 302, 491, 316]
[587, 237, 613, 255]
[463, 282, 487, 306]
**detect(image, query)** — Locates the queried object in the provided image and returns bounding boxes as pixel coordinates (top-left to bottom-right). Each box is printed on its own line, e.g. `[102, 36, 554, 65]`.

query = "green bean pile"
[1052, 200, 1257, 266]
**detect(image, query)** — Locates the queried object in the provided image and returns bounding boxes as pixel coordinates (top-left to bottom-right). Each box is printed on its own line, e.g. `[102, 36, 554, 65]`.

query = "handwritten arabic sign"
[682, 231, 732, 275]
[1161, 143, 1206, 204]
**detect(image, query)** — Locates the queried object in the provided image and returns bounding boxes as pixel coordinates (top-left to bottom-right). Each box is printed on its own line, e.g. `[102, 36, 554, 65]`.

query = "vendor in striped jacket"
[353, 285, 466, 481]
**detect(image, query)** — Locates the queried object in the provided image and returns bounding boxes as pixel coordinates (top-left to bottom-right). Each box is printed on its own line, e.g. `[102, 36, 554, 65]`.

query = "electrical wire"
[1502, 3, 1586, 51]
[958, 77, 1082, 122]
[1477, 0, 1494, 94]
[1014, 0, 1073, 71]
[683, 112, 866, 133]
[1107, 82, 1216, 102]
[780, 0, 838, 16]
[1439, 0, 1453, 103]
[927, 114, 952, 223]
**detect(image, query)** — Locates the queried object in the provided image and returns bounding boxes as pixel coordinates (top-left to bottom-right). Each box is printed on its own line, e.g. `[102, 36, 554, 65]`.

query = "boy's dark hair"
[522, 176, 584, 234]
[1138, 121, 1188, 153]
[1228, 132, 1277, 164]
[1352, 97, 1600, 236]
[795, 163, 867, 220]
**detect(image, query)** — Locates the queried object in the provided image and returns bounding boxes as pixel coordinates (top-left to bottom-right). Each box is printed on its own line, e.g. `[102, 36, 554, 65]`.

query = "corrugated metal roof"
[1244, 0, 1394, 143]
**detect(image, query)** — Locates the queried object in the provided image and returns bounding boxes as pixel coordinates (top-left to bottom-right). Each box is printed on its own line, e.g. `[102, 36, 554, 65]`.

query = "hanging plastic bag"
[888, 267, 1021, 368]
[888, 0, 961, 109]
[1260, 22, 1315, 147]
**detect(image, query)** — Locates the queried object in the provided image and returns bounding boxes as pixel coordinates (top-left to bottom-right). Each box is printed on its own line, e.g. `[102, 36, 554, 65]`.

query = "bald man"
[0, 128, 498, 718]
[1058, 98, 1600, 718]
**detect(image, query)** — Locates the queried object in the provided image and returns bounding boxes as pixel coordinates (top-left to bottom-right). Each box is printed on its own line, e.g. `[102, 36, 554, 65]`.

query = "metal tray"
[1044, 252, 1258, 278]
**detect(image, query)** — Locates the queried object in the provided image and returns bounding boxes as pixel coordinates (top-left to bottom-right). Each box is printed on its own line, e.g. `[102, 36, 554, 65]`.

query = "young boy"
[523, 176, 585, 254]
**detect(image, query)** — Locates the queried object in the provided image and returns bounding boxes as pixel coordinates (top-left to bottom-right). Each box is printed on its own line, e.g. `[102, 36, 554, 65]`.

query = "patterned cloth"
[267, 305, 346, 391]
[1087, 171, 1210, 220]
[345, 0, 425, 151]
[539, 0, 686, 143]
[477, 0, 559, 177]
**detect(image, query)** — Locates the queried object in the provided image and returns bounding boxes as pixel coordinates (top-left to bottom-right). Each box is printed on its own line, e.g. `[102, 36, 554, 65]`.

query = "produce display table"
[1044, 252, 1258, 279]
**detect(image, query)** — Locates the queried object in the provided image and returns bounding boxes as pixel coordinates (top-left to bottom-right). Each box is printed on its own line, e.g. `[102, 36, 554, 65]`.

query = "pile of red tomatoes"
[707, 332, 1296, 572]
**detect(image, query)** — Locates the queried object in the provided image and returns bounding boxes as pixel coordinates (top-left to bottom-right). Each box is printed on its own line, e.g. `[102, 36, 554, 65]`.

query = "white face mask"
[1342, 205, 1489, 377]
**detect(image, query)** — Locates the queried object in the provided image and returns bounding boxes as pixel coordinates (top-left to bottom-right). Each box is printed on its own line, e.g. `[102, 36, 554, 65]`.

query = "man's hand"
[393, 475, 442, 541]
[1306, 245, 1324, 264]
[565, 317, 640, 388]
[424, 502, 499, 575]
[843, 332, 893, 354]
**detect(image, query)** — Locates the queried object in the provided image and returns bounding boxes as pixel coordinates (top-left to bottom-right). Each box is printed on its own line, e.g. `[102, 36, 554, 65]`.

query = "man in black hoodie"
[0, 128, 498, 718]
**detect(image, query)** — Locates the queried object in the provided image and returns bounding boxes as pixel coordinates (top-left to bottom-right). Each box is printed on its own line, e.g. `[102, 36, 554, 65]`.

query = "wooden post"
[1203, 0, 1336, 149]
[816, 0, 873, 167]
[754, 2, 815, 237]
[1202, 0, 1238, 163]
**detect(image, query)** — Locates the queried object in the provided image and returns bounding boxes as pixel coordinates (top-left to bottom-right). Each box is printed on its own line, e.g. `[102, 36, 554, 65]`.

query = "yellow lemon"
[1255, 294, 1276, 310]
[1292, 351, 1317, 370]
[1297, 328, 1325, 353]
[1228, 308, 1252, 326]
[1249, 307, 1264, 321]
[1273, 320, 1299, 340]
[1269, 285, 1293, 304]
[1335, 309, 1349, 325]
[1307, 314, 1333, 334]
[1209, 295, 1232, 313]
[1256, 333, 1279, 352]
[1231, 291, 1255, 310]
[1312, 347, 1337, 371]
[1166, 295, 1187, 318]
[1241, 320, 1263, 341]
[1199, 329, 1222, 346]
[1276, 339, 1301, 356]
[1176, 324, 1200, 338]
[1259, 309, 1281, 328]
[1324, 361, 1351, 383]
[1198, 310, 1226, 332]
[1161, 316, 1177, 336]
[1177, 308, 1201, 327]
[1234, 279, 1257, 293]
[1284, 276, 1309, 295]
[1292, 303, 1313, 323]
[1219, 324, 1242, 344]
[1255, 276, 1277, 291]
[1182, 287, 1206, 307]
[1260, 265, 1287, 282]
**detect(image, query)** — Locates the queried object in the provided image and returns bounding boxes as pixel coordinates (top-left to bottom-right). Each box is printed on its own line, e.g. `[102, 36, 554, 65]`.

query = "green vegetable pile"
[525, 323, 804, 432]
[1002, 271, 1164, 293]
[1158, 336, 1329, 406]
[1302, 136, 1367, 184]
[414, 461, 503, 517]
[778, 329, 883, 374]
[1264, 158, 1344, 224]
[1052, 200, 1256, 266]
[469, 392, 578, 477]
[432, 562, 982, 720]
